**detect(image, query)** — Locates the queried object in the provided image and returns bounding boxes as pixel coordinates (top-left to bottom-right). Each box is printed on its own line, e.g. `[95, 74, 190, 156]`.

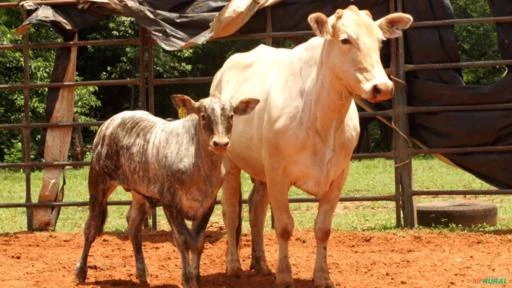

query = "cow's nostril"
[213, 140, 229, 148]
[372, 84, 382, 97]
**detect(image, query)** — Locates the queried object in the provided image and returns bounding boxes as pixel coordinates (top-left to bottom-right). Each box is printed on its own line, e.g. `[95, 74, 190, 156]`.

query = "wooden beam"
[32, 32, 77, 230]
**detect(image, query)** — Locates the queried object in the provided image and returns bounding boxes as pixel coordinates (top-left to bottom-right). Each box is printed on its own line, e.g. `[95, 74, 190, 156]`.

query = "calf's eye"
[200, 114, 207, 122]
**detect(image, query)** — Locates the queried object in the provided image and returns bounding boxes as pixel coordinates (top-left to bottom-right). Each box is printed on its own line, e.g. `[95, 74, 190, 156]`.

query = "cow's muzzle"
[365, 81, 394, 103]
[210, 137, 230, 154]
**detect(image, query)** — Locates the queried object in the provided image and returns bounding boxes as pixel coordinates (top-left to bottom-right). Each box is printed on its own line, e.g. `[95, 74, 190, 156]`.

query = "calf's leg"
[128, 193, 150, 284]
[190, 201, 216, 284]
[221, 159, 243, 276]
[75, 169, 116, 283]
[163, 206, 197, 288]
[248, 180, 271, 274]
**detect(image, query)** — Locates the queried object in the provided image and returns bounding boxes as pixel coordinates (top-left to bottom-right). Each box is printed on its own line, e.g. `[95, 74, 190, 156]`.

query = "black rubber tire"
[416, 201, 497, 227]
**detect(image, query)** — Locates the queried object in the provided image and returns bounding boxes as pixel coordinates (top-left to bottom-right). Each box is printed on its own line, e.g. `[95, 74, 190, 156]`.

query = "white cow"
[210, 5, 412, 287]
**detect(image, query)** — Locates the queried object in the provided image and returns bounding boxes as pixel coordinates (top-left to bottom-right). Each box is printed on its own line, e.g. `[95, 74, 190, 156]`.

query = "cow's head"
[171, 94, 260, 154]
[308, 5, 413, 103]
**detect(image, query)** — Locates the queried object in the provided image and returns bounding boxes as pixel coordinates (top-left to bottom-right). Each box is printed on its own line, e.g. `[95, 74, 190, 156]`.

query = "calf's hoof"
[274, 275, 295, 288]
[273, 281, 295, 288]
[226, 263, 243, 278]
[313, 280, 335, 288]
[183, 279, 200, 288]
[135, 265, 149, 284]
[74, 263, 87, 284]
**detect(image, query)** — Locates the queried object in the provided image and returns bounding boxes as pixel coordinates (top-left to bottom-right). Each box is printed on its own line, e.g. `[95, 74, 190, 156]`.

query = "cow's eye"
[340, 37, 351, 45]
[200, 113, 207, 122]
[229, 113, 234, 121]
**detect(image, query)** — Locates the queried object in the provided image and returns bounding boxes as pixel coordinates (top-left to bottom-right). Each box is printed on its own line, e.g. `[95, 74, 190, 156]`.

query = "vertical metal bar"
[138, 27, 147, 110]
[21, 10, 33, 231]
[146, 35, 158, 231]
[264, 6, 273, 46]
[393, 0, 414, 228]
[147, 40, 155, 115]
[389, 0, 402, 228]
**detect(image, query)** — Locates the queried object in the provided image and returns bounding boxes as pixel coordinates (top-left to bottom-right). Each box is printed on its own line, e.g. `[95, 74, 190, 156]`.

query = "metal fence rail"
[0, 0, 511, 230]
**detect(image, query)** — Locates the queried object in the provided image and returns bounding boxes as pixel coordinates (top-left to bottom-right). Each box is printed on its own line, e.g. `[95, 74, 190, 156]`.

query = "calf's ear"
[376, 13, 413, 39]
[171, 94, 198, 116]
[233, 98, 260, 116]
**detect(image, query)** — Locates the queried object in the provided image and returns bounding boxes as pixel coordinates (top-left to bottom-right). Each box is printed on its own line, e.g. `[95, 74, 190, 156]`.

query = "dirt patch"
[1, 226, 512, 287]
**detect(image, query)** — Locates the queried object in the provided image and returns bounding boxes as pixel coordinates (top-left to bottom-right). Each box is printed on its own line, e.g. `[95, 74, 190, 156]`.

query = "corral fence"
[0, 0, 511, 231]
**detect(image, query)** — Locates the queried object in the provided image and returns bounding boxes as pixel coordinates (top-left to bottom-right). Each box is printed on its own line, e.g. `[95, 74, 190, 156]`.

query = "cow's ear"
[171, 94, 198, 117]
[233, 98, 260, 116]
[376, 13, 413, 39]
[308, 12, 330, 38]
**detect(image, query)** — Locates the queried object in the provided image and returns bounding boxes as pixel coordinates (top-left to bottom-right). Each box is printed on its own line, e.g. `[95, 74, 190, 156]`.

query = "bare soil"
[1, 225, 511, 288]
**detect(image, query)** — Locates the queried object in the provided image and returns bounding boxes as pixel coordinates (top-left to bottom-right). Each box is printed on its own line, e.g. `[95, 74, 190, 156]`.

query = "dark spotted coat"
[91, 110, 223, 220]
[76, 95, 259, 288]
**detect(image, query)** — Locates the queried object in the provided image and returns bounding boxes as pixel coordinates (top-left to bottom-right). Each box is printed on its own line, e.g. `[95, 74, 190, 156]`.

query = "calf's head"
[308, 5, 413, 103]
[171, 94, 260, 154]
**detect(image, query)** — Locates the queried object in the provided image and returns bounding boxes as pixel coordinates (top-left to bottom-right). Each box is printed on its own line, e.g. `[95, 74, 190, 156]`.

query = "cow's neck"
[301, 38, 354, 141]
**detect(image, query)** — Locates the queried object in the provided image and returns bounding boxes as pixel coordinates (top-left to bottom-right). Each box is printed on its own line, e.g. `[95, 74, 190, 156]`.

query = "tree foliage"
[0, 8, 99, 162]
[451, 0, 507, 85]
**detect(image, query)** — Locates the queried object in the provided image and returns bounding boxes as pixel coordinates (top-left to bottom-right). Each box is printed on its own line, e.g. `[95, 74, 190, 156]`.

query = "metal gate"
[0, 0, 511, 231]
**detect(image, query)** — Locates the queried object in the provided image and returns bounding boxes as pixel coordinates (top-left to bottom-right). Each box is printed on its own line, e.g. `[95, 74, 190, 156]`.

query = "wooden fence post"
[32, 32, 78, 230]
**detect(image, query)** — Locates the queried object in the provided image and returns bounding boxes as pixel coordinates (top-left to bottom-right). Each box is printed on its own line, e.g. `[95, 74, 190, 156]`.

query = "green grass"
[0, 157, 508, 233]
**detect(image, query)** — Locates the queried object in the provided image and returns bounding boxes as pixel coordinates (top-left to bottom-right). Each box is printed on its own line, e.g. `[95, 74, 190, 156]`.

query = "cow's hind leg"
[75, 168, 116, 284]
[163, 206, 197, 288]
[190, 201, 216, 284]
[128, 193, 150, 284]
[313, 170, 347, 288]
[248, 180, 271, 274]
[221, 159, 243, 277]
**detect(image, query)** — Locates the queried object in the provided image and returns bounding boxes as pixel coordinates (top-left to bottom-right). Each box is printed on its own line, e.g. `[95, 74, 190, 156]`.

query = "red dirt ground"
[1, 225, 512, 288]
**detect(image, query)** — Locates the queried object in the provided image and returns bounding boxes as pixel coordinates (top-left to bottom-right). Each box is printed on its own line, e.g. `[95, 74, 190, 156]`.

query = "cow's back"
[211, 39, 360, 192]
[92, 111, 198, 195]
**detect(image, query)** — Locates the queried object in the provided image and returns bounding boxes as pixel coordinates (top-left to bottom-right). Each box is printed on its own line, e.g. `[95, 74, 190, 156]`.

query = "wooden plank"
[32, 33, 77, 230]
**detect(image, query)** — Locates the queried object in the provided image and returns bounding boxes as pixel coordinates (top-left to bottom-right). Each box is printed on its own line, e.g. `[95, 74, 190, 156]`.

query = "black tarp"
[404, 0, 512, 189]
[16, 0, 512, 188]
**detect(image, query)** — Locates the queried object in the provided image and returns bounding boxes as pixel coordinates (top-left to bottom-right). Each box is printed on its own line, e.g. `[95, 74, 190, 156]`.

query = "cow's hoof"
[74, 263, 87, 284]
[250, 260, 272, 274]
[313, 275, 335, 288]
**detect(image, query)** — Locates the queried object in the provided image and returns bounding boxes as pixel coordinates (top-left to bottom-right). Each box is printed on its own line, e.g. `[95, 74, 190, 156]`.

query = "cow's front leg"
[313, 170, 347, 288]
[248, 180, 271, 274]
[221, 159, 243, 277]
[163, 206, 197, 288]
[266, 176, 294, 287]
